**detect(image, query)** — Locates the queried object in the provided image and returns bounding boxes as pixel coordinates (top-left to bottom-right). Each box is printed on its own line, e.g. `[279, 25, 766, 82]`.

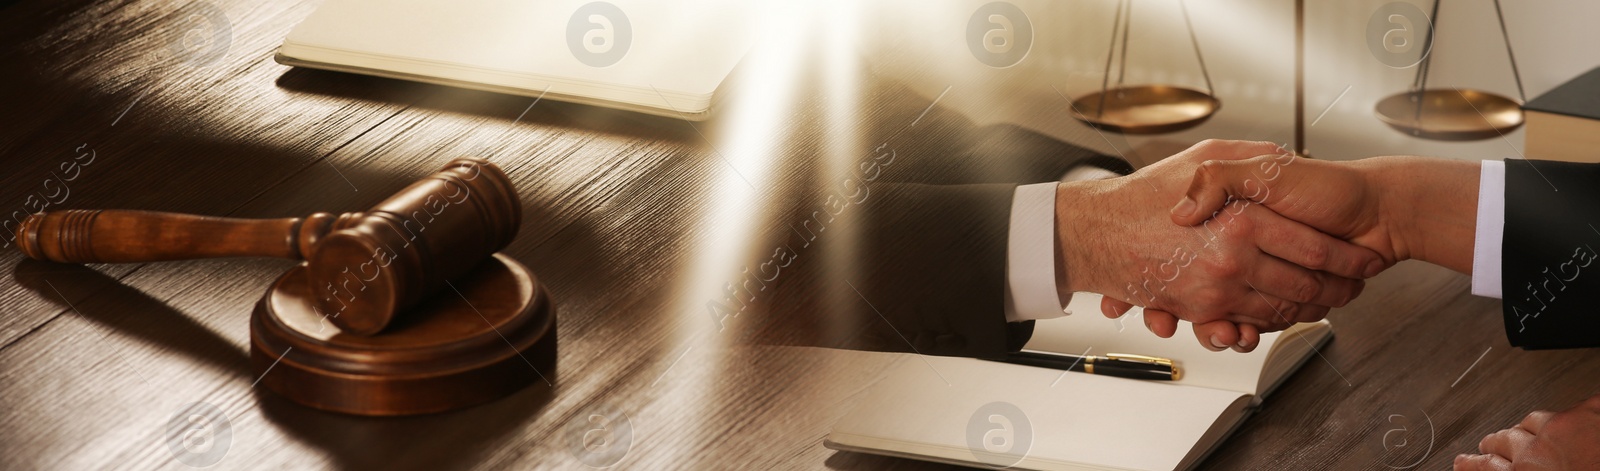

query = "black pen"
[1001, 350, 1182, 381]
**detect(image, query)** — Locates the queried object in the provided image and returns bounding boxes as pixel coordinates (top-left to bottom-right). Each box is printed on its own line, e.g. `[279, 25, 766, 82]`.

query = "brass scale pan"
[1373, 0, 1526, 141]
[1375, 89, 1522, 141]
[1071, 0, 1220, 134]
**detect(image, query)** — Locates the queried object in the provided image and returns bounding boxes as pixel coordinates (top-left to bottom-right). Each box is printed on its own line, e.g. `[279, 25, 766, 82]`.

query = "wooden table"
[2, 1, 1595, 469]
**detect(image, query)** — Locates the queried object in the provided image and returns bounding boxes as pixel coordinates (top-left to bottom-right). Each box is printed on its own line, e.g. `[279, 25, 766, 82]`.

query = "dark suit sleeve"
[845, 125, 1128, 359]
[1500, 159, 1600, 349]
[845, 183, 1027, 359]
[777, 126, 1124, 360]
[879, 123, 1133, 185]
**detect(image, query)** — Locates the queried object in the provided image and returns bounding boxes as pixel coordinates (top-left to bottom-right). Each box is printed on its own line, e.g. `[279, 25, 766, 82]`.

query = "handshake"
[1057, 140, 1481, 352]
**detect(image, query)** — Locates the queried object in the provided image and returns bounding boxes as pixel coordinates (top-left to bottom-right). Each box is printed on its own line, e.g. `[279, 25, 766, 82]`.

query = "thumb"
[1170, 157, 1267, 226]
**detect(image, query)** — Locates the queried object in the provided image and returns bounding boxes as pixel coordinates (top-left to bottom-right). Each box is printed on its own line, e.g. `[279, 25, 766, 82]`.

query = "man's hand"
[1152, 154, 1481, 351]
[1456, 394, 1600, 470]
[1055, 140, 1385, 338]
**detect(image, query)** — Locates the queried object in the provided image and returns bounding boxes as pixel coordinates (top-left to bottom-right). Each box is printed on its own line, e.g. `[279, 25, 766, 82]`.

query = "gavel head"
[305, 157, 521, 335]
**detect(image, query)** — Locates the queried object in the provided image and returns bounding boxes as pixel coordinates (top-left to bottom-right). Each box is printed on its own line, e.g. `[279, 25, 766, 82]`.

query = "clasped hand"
[1089, 142, 1592, 471]
[1056, 140, 1390, 352]
[1079, 138, 1482, 352]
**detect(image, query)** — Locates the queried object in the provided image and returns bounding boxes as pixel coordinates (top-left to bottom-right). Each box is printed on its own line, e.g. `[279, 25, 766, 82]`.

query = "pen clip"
[1106, 353, 1176, 369]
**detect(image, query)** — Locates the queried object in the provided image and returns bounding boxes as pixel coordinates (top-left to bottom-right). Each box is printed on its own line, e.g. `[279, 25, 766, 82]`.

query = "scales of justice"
[1069, 0, 1524, 154]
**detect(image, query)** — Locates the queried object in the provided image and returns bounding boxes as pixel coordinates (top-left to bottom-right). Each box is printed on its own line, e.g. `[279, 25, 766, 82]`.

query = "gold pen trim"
[1084, 356, 1094, 375]
[1107, 353, 1175, 369]
[1107, 353, 1182, 380]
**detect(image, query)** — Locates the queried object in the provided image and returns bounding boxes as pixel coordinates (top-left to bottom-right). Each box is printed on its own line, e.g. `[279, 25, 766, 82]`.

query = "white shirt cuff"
[1471, 160, 1505, 299]
[1005, 182, 1066, 322]
[1006, 167, 1121, 322]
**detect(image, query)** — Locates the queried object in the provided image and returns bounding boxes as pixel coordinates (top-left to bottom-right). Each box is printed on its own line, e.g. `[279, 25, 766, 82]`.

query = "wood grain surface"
[1, 1, 1595, 470]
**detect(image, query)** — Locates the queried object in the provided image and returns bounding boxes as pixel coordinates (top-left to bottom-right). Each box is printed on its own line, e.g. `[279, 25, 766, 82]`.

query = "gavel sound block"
[17, 157, 557, 416]
[254, 252, 555, 416]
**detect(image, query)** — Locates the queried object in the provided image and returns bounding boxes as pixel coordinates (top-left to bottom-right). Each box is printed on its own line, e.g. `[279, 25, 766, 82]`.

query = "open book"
[825, 293, 1333, 471]
[275, 0, 755, 120]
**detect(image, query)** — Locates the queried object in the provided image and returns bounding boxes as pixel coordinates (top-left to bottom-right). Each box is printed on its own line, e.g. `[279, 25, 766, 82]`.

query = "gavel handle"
[17, 210, 318, 264]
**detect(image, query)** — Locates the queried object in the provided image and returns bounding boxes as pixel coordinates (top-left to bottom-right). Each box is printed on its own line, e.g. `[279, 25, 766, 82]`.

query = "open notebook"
[276, 0, 755, 120]
[825, 293, 1333, 471]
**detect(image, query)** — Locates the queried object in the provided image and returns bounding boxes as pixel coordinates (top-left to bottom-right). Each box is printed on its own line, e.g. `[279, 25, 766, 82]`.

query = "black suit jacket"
[1501, 159, 1600, 349]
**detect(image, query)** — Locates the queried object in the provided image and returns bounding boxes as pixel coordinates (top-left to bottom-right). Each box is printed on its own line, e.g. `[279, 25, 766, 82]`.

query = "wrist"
[1367, 156, 1480, 273]
[1054, 180, 1108, 298]
[1363, 157, 1418, 263]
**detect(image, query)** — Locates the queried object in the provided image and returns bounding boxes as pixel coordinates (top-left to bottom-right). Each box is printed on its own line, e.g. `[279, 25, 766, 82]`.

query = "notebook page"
[829, 355, 1246, 471]
[1022, 293, 1287, 395]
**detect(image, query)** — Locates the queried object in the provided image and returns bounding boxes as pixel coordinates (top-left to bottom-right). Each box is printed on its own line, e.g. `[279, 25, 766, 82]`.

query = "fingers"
[1579, 393, 1600, 413]
[1102, 296, 1136, 319]
[1232, 323, 1260, 353]
[1248, 204, 1387, 279]
[1519, 410, 1555, 434]
[1192, 320, 1239, 352]
[1247, 254, 1365, 308]
[1454, 453, 1513, 471]
[1292, 303, 1332, 324]
[1171, 157, 1271, 226]
[1479, 427, 1536, 460]
[1190, 321, 1259, 353]
[1132, 303, 1261, 346]
[1225, 291, 1312, 329]
[1143, 309, 1179, 338]
[1099, 297, 1175, 339]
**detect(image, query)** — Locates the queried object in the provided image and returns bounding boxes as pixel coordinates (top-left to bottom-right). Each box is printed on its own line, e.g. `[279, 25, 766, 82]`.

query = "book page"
[1023, 293, 1316, 395]
[829, 355, 1248, 471]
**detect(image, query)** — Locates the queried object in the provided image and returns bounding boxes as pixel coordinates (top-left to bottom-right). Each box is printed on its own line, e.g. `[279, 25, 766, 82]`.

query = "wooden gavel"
[17, 157, 521, 335]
